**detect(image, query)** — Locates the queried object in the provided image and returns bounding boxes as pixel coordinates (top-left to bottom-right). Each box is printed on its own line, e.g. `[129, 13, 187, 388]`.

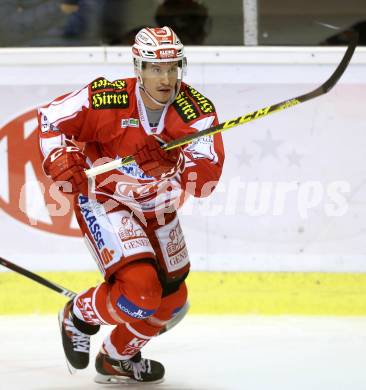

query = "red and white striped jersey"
[38, 77, 225, 216]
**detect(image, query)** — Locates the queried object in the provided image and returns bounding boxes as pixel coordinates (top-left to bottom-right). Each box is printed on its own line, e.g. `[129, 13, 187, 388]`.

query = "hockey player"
[38, 26, 225, 384]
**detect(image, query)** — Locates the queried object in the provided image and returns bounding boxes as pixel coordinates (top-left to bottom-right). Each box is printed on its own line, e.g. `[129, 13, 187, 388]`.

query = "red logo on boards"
[0, 108, 81, 236]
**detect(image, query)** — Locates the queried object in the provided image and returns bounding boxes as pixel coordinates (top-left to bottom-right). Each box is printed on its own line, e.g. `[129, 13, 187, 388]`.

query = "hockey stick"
[85, 33, 358, 178]
[0, 256, 188, 334]
[0, 256, 76, 299]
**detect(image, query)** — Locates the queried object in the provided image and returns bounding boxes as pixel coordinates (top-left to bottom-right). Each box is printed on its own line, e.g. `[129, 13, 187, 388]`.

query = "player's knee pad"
[149, 281, 188, 324]
[110, 261, 162, 322]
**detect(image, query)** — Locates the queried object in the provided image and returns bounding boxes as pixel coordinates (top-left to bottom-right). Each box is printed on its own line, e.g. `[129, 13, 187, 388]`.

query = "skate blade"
[94, 374, 164, 385]
[58, 310, 77, 376]
[65, 359, 77, 375]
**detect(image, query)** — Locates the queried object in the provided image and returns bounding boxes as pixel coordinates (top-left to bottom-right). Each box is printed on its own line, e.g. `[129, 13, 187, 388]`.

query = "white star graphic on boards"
[236, 148, 253, 167]
[287, 149, 304, 167]
[253, 130, 284, 160]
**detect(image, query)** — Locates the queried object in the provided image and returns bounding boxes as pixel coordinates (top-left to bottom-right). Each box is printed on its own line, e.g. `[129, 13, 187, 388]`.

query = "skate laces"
[121, 358, 152, 381]
[64, 317, 90, 353]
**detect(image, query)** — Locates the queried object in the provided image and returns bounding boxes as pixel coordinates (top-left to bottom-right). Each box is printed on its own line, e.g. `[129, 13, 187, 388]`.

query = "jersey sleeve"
[38, 86, 93, 160]
[180, 114, 225, 198]
[168, 83, 225, 198]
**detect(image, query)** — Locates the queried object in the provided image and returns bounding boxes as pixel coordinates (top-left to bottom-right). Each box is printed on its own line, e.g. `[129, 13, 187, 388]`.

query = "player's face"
[141, 62, 179, 105]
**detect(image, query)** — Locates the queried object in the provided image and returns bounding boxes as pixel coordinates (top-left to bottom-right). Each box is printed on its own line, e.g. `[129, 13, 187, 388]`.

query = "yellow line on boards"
[1, 271, 366, 315]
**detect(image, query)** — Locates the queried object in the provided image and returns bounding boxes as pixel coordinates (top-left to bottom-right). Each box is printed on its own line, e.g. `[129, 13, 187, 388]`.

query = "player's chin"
[156, 90, 172, 103]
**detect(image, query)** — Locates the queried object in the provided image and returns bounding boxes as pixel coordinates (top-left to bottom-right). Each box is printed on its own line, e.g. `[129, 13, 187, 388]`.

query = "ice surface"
[1, 315, 366, 390]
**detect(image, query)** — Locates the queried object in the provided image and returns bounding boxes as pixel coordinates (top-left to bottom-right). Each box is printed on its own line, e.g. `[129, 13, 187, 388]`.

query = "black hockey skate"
[94, 350, 165, 384]
[58, 300, 100, 373]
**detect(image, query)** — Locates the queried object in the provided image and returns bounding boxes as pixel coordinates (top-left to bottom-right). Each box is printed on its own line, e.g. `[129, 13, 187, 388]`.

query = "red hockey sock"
[102, 282, 188, 359]
[73, 262, 162, 325]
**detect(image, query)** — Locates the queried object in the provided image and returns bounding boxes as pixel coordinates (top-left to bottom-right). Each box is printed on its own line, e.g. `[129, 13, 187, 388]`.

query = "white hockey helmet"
[132, 26, 187, 87]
